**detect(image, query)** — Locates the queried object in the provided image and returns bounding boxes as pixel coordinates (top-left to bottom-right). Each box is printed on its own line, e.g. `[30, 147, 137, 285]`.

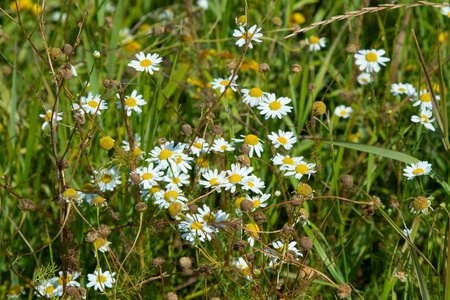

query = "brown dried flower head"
[181, 124, 193, 135]
[153, 257, 165, 268]
[259, 63, 270, 73]
[18, 198, 35, 211]
[312, 101, 327, 116]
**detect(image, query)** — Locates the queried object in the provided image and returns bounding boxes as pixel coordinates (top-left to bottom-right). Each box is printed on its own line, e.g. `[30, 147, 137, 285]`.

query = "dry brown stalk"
[283, 1, 450, 39]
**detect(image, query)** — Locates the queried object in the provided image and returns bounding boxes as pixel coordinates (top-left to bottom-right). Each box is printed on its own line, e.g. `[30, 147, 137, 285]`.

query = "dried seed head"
[282, 225, 295, 236]
[240, 199, 253, 212]
[299, 267, 315, 280]
[165, 23, 174, 34]
[345, 44, 358, 54]
[288, 250, 297, 261]
[198, 263, 212, 275]
[98, 224, 111, 238]
[59, 159, 70, 169]
[235, 197, 248, 210]
[390, 197, 400, 209]
[135, 202, 148, 212]
[312, 101, 327, 115]
[361, 204, 375, 217]
[340, 175, 353, 188]
[158, 137, 167, 146]
[299, 236, 313, 250]
[103, 78, 117, 90]
[74, 113, 85, 124]
[62, 44, 73, 55]
[166, 292, 178, 300]
[211, 125, 224, 135]
[86, 231, 99, 243]
[272, 17, 283, 27]
[233, 240, 247, 252]
[168, 202, 182, 218]
[181, 124, 193, 135]
[153, 257, 165, 268]
[296, 183, 313, 197]
[240, 144, 251, 155]
[253, 211, 267, 224]
[179, 257, 192, 270]
[110, 210, 121, 220]
[237, 154, 251, 167]
[99, 136, 115, 151]
[337, 283, 351, 299]
[50, 48, 63, 60]
[259, 63, 270, 73]
[59, 63, 76, 79]
[188, 204, 198, 214]
[371, 195, 382, 209]
[246, 253, 256, 263]
[226, 60, 237, 71]
[291, 64, 302, 73]
[130, 172, 141, 185]
[308, 83, 316, 92]
[154, 26, 165, 37]
[66, 286, 78, 296]
[290, 195, 304, 207]
[18, 198, 35, 211]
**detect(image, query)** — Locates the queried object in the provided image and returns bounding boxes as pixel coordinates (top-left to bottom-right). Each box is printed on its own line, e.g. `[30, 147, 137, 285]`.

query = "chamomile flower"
[225, 163, 254, 193]
[7, 285, 25, 298]
[410, 196, 434, 215]
[134, 164, 164, 189]
[232, 25, 263, 49]
[356, 73, 373, 85]
[93, 237, 111, 254]
[147, 141, 183, 170]
[178, 214, 214, 243]
[128, 52, 163, 74]
[197, 204, 229, 228]
[411, 109, 436, 131]
[93, 167, 122, 192]
[241, 87, 266, 107]
[234, 257, 253, 280]
[245, 223, 259, 246]
[39, 110, 63, 130]
[441, 6, 450, 18]
[257, 93, 293, 120]
[233, 134, 264, 158]
[199, 169, 229, 193]
[159, 9, 174, 21]
[334, 105, 352, 119]
[140, 185, 161, 201]
[284, 160, 316, 180]
[403, 161, 432, 180]
[246, 193, 270, 211]
[411, 89, 440, 110]
[154, 188, 188, 209]
[55, 271, 81, 292]
[391, 83, 416, 96]
[268, 130, 297, 150]
[117, 90, 147, 116]
[272, 153, 296, 170]
[270, 241, 302, 265]
[36, 279, 58, 298]
[122, 133, 144, 157]
[190, 137, 209, 157]
[81, 93, 108, 115]
[86, 268, 116, 292]
[197, 0, 208, 10]
[241, 175, 265, 194]
[169, 152, 194, 174]
[212, 138, 235, 153]
[164, 169, 191, 189]
[354, 49, 390, 73]
[210, 75, 239, 93]
[305, 36, 326, 51]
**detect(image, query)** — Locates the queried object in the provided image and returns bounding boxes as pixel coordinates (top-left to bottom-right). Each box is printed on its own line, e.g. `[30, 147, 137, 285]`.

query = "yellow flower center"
[92, 196, 106, 205]
[97, 275, 107, 283]
[277, 137, 288, 145]
[277, 246, 285, 253]
[242, 267, 252, 276]
[309, 36, 319, 44]
[164, 190, 179, 202]
[159, 149, 173, 160]
[191, 222, 203, 230]
[292, 12, 305, 25]
[172, 177, 180, 184]
[94, 237, 107, 249]
[244, 134, 259, 146]
[398, 88, 406, 92]
[269, 101, 282, 110]
[365, 52, 378, 62]
[237, 15, 246, 25]
[448, 12, 450, 17]
[246, 223, 259, 238]
[197, 158, 209, 167]
[209, 178, 219, 185]
[420, 115, 428, 122]
[220, 80, 230, 86]
[88, 100, 99, 108]
[361, 78, 368, 82]
[140, 59, 152, 67]
[58, 274, 73, 286]
[295, 164, 308, 174]
[62, 188, 79, 200]
[142, 173, 153, 180]
[100, 136, 114, 151]
[134, 147, 142, 156]
[242, 32, 253, 39]
[151, 185, 160, 193]
[340, 111, 347, 116]
[203, 213, 216, 222]
[413, 168, 424, 175]
[45, 286, 55, 294]
[252, 199, 260, 208]
[220, 145, 228, 150]
[248, 181, 255, 187]
[249, 88, 263, 98]
[8, 286, 24, 296]
[413, 196, 429, 212]
[101, 174, 112, 183]
[44, 112, 53, 122]
[168, 202, 182, 217]
[194, 142, 203, 149]
[420, 93, 431, 102]
[174, 155, 182, 164]
[299, 208, 309, 219]
[229, 174, 242, 183]
[282, 157, 294, 165]
[125, 97, 137, 107]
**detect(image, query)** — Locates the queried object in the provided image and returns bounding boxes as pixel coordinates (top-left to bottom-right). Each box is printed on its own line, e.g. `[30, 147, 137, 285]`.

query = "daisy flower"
[211, 138, 235, 153]
[81, 93, 108, 115]
[159, 9, 174, 21]
[411, 109, 436, 131]
[210, 75, 239, 93]
[246, 223, 259, 246]
[233, 134, 264, 158]
[241, 175, 265, 194]
[284, 160, 316, 180]
[246, 193, 271, 211]
[128, 52, 163, 74]
[411, 89, 440, 110]
[54, 271, 81, 293]
[86, 268, 116, 292]
[268, 130, 297, 150]
[241, 87, 266, 107]
[334, 105, 352, 119]
[122, 133, 144, 157]
[410, 196, 434, 215]
[36, 279, 59, 298]
[199, 169, 229, 193]
[232, 25, 263, 49]
[133, 163, 164, 189]
[154, 188, 188, 209]
[269, 241, 303, 266]
[190, 137, 209, 157]
[93, 167, 122, 192]
[233, 257, 253, 279]
[441, 6, 450, 18]
[272, 153, 296, 170]
[197, 0, 208, 10]
[391, 83, 416, 96]
[116, 90, 146, 116]
[196, 204, 229, 228]
[39, 110, 63, 130]
[164, 169, 191, 189]
[225, 163, 253, 193]
[169, 152, 194, 174]
[257, 93, 293, 120]
[354, 49, 390, 73]
[147, 141, 183, 170]
[178, 214, 214, 243]
[305, 36, 326, 51]
[403, 161, 432, 180]
[356, 73, 372, 85]
[93, 237, 111, 254]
